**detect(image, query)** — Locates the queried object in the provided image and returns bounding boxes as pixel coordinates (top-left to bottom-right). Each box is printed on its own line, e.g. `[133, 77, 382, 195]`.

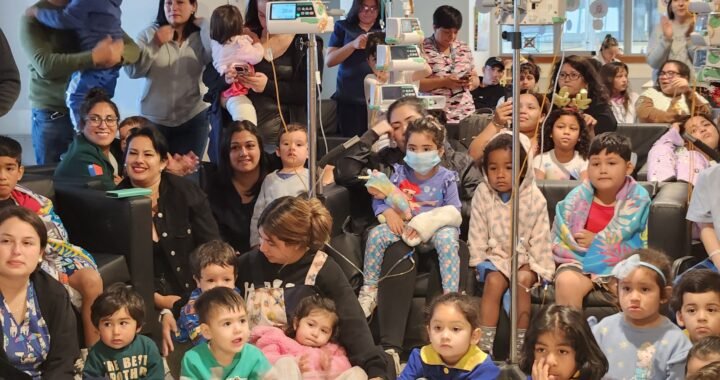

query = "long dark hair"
[520, 305, 609, 380]
[218, 121, 270, 198]
[542, 109, 591, 159]
[155, 0, 200, 40]
[550, 55, 610, 104]
[0, 206, 48, 252]
[345, 0, 382, 29]
[125, 126, 170, 163]
[600, 61, 631, 111]
[244, 0, 265, 37]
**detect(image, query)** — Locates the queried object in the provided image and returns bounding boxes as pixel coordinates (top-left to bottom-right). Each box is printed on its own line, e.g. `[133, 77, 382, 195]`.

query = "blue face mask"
[404, 150, 441, 175]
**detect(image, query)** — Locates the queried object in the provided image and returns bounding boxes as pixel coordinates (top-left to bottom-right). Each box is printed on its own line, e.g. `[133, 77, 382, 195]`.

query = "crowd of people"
[2, 0, 720, 379]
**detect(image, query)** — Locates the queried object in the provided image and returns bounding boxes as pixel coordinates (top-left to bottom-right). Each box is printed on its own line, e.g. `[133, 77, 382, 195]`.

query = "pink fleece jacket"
[250, 325, 352, 379]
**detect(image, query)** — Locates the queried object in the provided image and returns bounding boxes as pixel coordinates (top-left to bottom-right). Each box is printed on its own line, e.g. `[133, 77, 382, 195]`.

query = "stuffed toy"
[361, 170, 413, 221]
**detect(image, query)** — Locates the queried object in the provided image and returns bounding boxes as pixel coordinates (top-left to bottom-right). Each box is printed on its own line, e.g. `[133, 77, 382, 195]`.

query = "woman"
[600, 61, 639, 124]
[647, 0, 695, 76]
[115, 126, 220, 357]
[419, 5, 479, 125]
[637, 60, 710, 123]
[54, 88, 123, 190]
[648, 114, 719, 184]
[327, 0, 382, 137]
[124, 0, 211, 158]
[550, 55, 617, 135]
[595, 34, 621, 65]
[206, 121, 281, 254]
[237, 196, 387, 379]
[0, 206, 79, 379]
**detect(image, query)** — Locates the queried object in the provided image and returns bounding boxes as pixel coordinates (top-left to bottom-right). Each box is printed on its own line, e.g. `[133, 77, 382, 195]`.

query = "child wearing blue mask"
[357, 115, 462, 318]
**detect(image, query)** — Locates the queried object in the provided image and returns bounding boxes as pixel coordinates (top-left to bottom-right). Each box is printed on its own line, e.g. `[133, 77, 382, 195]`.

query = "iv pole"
[498, 0, 526, 377]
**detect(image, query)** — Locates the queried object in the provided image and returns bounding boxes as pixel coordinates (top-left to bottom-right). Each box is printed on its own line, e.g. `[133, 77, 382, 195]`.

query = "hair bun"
[85, 87, 110, 102]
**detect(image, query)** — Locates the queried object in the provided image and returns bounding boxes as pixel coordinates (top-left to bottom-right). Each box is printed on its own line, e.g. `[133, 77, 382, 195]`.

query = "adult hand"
[574, 229, 596, 248]
[493, 99, 513, 127]
[352, 33, 368, 50]
[382, 209, 405, 235]
[154, 25, 174, 46]
[661, 15, 673, 41]
[92, 37, 124, 68]
[531, 357, 551, 380]
[25, 6, 38, 18]
[237, 72, 269, 93]
[582, 113, 597, 131]
[444, 75, 469, 90]
[298, 354, 311, 373]
[671, 77, 691, 95]
[166, 152, 200, 176]
[161, 313, 177, 357]
[371, 119, 393, 137]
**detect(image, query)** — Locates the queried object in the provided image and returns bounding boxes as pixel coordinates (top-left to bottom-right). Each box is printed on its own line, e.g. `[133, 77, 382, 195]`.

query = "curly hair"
[542, 109, 591, 159]
[550, 55, 610, 104]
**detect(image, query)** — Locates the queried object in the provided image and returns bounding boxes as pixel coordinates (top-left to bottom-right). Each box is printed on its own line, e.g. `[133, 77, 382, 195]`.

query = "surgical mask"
[404, 150, 441, 175]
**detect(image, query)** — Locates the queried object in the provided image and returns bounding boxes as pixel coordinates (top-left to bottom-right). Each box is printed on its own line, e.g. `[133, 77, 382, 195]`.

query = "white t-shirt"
[532, 150, 588, 180]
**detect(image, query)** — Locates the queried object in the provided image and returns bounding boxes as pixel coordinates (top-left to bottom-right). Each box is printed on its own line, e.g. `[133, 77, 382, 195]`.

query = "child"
[27, 0, 124, 128]
[357, 116, 462, 317]
[180, 287, 271, 379]
[686, 336, 720, 376]
[688, 362, 720, 380]
[553, 132, 651, 309]
[210, 5, 264, 124]
[468, 132, 556, 354]
[119, 116, 150, 153]
[600, 61, 639, 124]
[250, 295, 367, 379]
[83, 283, 163, 379]
[0, 135, 102, 346]
[249, 123, 310, 246]
[520, 304, 608, 380]
[648, 114, 720, 185]
[534, 109, 591, 180]
[591, 249, 692, 379]
[176, 240, 239, 345]
[671, 269, 720, 343]
[399, 293, 499, 379]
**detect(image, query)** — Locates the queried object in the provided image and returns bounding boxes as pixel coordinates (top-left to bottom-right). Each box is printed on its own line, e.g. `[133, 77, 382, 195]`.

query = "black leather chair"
[616, 123, 669, 179]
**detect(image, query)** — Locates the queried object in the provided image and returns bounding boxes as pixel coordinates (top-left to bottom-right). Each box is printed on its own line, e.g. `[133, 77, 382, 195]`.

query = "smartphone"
[234, 63, 250, 76]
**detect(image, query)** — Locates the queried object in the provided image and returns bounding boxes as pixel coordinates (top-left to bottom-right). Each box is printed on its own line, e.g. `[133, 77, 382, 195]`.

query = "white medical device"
[477, 0, 565, 25]
[265, 1, 334, 34]
[375, 45, 425, 72]
[368, 84, 418, 111]
[384, 17, 424, 45]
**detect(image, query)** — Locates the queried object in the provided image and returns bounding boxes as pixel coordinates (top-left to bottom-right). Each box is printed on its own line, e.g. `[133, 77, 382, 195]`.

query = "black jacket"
[118, 172, 220, 295]
[0, 28, 20, 117]
[0, 271, 80, 380]
[236, 249, 388, 379]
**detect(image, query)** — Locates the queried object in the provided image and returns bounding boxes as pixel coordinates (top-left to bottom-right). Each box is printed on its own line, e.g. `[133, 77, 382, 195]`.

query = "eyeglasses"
[658, 70, 681, 79]
[85, 115, 119, 127]
[360, 5, 378, 13]
[558, 72, 582, 81]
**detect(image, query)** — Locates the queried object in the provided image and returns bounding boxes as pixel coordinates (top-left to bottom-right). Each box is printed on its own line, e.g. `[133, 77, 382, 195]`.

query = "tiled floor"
[6, 134, 35, 166]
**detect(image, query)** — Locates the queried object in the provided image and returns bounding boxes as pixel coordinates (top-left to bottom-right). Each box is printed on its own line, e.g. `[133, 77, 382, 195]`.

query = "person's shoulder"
[31, 269, 67, 296]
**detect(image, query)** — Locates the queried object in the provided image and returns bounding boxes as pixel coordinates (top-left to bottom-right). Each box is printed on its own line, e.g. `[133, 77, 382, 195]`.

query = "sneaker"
[385, 348, 401, 376]
[357, 285, 378, 318]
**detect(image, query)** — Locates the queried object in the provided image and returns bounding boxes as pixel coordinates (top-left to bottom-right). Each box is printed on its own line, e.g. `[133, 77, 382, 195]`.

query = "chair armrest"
[672, 255, 703, 280]
[322, 184, 351, 237]
[52, 184, 160, 340]
[649, 182, 691, 260]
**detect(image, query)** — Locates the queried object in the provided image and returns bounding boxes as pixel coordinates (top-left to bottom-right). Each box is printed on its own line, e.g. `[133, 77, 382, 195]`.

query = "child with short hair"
[468, 132, 555, 354]
[175, 240, 239, 345]
[687, 336, 720, 376]
[688, 362, 720, 380]
[0, 135, 102, 346]
[181, 287, 270, 379]
[83, 283, 163, 379]
[671, 269, 720, 343]
[210, 5, 263, 124]
[534, 109, 591, 180]
[399, 293, 500, 379]
[520, 304, 608, 380]
[553, 132, 651, 309]
[249, 124, 310, 246]
[119, 116, 150, 153]
[592, 249, 692, 379]
[250, 295, 367, 379]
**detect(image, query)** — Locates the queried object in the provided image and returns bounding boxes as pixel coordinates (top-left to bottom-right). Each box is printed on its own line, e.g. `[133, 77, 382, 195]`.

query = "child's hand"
[298, 354, 311, 373]
[376, 70, 389, 84]
[382, 209, 405, 235]
[25, 6, 38, 18]
[582, 113, 597, 133]
[160, 313, 177, 357]
[531, 357, 551, 380]
[404, 226, 419, 242]
[154, 25, 174, 46]
[574, 229, 596, 248]
[319, 349, 331, 371]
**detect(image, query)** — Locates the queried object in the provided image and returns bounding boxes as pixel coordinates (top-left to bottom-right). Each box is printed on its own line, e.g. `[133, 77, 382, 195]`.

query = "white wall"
[0, 0, 656, 135]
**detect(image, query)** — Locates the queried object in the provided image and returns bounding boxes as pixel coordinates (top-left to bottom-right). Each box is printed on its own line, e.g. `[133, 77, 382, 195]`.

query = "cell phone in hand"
[234, 63, 250, 76]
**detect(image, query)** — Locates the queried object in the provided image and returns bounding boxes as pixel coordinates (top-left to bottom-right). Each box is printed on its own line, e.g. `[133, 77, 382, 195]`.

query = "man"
[471, 56, 506, 111]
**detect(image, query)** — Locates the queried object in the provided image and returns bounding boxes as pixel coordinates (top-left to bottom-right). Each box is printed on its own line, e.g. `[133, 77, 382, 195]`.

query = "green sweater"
[54, 133, 117, 190]
[83, 335, 163, 380]
[19, 1, 139, 112]
[180, 342, 270, 380]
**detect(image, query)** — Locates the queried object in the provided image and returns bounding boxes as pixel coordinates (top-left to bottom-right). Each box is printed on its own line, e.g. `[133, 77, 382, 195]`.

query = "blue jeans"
[66, 67, 120, 129]
[154, 109, 209, 157]
[31, 108, 76, 164]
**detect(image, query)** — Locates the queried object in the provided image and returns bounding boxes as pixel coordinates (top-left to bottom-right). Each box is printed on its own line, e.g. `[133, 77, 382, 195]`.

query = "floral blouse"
[0, 281, 50, 379]
[421, 36, 476, 124]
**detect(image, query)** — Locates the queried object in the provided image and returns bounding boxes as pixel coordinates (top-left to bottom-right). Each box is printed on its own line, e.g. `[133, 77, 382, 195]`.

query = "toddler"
[686, 336, 720, 376]
[534, 109, 591, 180]
[671, 269, 720, 343]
